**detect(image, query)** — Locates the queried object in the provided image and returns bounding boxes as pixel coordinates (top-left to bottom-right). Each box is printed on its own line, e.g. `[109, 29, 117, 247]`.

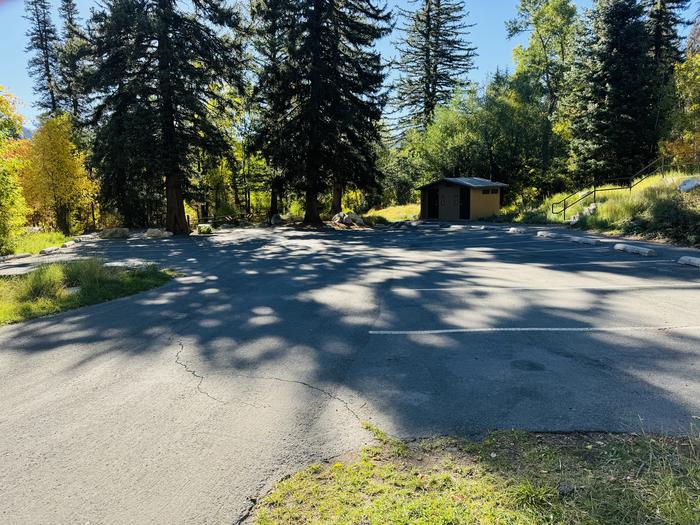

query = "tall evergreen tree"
[87, 0, 162, 227]
[87, 0, 243, 233]
[250, 0, 294, 217]
[57, 0, 87, 122]
[644, 0, 689, 81]
[643, 0, 689, 139]
[567, 0, 656, 186]
[394, 0, 477, 131]
[24, 0, 60, 114]
[255, 0, 391, 223]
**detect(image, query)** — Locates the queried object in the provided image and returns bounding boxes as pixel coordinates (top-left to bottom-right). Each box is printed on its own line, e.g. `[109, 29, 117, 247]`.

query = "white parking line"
[369, 325, 700, 335]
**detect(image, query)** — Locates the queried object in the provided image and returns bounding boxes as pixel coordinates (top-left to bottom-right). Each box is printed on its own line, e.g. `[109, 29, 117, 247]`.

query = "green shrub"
[197, 224, 213, 234]
[63, 258, 107, 287]
[17, 264, 66, 300]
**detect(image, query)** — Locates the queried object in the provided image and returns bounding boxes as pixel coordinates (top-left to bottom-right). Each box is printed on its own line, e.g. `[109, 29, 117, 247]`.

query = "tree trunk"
[55, 203, 71, 235]
[270, 179, 282, 217]
[330, 181, 343, 215]
[157, 0, 188, 235]
[303, 189, 322, 224]
[166, 174, 188, 234]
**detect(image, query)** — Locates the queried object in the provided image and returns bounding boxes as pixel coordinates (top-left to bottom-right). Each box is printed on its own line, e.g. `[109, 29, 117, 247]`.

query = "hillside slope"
[509, 172, 700, 246]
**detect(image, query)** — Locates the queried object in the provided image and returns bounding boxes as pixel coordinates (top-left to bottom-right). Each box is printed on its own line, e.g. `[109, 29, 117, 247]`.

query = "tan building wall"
[470, 188, 501, 219]
[438, 185, 460, 220]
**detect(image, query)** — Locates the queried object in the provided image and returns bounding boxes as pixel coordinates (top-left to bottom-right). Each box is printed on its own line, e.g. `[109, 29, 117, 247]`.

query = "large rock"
[679, 178, 700, 193]
[145, 228, 173, 238]
[335, 211, 365, 226]
[270, 214, 285, 225]
[99, 228, 130, 239]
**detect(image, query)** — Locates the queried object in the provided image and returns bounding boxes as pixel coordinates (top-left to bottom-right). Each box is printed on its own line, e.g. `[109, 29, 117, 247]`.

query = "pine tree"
[24, 0, 60, 114]
[644, 0, 689, 81]
[86, 0, 244, 233]
[250, 0, 294, 217]
[567, 0, 656, 186]
[643, 0, 690, 140]
[394, 0, 477, 131]
[255, 0, 391, 223]
[57, 0, 87, 122]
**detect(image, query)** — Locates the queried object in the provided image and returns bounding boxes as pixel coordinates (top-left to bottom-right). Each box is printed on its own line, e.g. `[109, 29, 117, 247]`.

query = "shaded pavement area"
[1, 224, 699, 523]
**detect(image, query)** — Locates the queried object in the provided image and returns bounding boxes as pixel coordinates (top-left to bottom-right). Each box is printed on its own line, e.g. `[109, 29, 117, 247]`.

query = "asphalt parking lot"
[1, 223, 699, 523]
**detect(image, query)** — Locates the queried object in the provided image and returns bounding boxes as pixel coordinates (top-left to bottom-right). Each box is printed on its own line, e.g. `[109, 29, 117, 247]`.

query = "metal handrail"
[551, 157, 668, 220]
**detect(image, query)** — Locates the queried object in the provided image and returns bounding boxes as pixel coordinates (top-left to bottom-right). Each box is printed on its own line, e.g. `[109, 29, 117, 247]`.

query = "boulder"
[100, 228, 130, 239]
[679, 178, 700, 193]
[332, 212, 346, 223]
[145, 228, 173, 238]
[342, 215, 355, 225]
[270, 214, 285, 225]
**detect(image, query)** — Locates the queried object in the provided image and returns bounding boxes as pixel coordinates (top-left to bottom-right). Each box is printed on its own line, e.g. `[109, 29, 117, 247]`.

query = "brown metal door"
[427, 189, 439, 219]
[459, 188, 470, 219]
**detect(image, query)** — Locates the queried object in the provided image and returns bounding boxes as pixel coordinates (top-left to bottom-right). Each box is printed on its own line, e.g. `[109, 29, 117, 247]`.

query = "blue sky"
[0, 0, 693, 126]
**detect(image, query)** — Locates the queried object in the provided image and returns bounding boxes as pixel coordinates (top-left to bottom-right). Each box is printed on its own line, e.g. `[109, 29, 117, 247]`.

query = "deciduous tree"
[0, 88, 28, 254]
[23, 114, 95, 234]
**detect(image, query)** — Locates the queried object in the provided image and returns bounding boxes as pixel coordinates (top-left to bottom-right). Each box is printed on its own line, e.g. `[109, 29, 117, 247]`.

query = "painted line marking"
[396, 283, 700, 292]
[369, 325, 700, 335]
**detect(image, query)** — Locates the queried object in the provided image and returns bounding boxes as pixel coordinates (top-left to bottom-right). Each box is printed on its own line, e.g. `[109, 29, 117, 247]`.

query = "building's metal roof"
[417, 177, 509, 190]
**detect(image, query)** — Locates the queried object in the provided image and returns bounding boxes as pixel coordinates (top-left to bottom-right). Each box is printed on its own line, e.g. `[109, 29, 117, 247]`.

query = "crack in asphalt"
[230, 373, 362, 422]
[174, 339, 228, 404]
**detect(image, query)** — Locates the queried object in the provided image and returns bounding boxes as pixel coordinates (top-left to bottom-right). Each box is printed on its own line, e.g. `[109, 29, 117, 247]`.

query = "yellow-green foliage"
[509, 172, 700, 244]
[0, 87, 28, 255]
[256, 429, 700, 525]
[365, 203, 420, 222]
[13, 231, 72, 254]
[664, 53, 700, 164]
[22, 114, 97, 233]
[0, 259, 171, 325]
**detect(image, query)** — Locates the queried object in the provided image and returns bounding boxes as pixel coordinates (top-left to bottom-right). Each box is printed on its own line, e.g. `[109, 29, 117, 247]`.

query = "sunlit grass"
[506, 172, 700, 244]
[0, 259, 172, 324]
[256, 428, 700, 525]
[12, 231, 73, 254]
[365, 203, 420, 223]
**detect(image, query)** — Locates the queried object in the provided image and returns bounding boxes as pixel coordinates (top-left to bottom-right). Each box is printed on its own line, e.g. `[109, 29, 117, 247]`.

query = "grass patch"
[255, 428, 700, 524]
[12, 231, 73, 254]
[506, 172, 700, 245]
[0, 259, 172, 324]
[365, 203, 420, 223]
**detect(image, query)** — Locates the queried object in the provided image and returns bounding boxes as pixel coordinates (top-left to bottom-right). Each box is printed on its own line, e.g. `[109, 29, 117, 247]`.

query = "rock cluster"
[145, 228, 173, 238]
[99, 228, 130, 239]
[331, 211, 365, 226]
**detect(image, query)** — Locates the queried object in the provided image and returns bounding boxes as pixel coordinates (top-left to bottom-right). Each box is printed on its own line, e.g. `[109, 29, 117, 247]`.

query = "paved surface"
[1, 224, 700, 524]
